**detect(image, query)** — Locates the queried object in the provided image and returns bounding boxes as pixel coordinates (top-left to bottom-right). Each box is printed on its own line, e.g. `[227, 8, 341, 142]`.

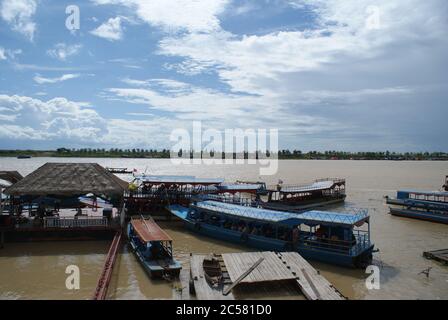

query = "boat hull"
[183, 219, 373, 268]
[389, 208, 448, 224]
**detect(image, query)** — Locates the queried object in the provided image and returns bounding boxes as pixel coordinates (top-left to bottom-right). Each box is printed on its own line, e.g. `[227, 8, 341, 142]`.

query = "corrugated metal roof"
[192, 200, 368, 226]
[279, 180, 334, 193]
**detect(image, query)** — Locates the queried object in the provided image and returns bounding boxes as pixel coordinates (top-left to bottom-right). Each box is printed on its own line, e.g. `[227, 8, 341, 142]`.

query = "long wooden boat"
[127, 217, 181, 278]
[386, 189, 448, 224]
[169, 200, 374, 268]
[261, 178, 346, 212]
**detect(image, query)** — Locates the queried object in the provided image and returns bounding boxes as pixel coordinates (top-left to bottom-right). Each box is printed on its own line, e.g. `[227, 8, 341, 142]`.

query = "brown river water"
[0, 158, 447, 300]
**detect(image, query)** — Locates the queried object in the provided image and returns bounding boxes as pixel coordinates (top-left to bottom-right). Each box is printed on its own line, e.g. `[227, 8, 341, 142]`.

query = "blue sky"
[0, 0, 447, 151]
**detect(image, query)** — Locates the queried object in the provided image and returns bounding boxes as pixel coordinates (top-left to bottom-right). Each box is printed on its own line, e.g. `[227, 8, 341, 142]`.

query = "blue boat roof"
[398, 190, 448, 197]
[190, 200, 369, 227]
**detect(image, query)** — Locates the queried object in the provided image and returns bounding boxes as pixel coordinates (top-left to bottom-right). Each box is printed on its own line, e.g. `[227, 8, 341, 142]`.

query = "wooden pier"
[423, 249, 448, 265]
[187, 251, 345, 300]
[92, 230, 122, 300]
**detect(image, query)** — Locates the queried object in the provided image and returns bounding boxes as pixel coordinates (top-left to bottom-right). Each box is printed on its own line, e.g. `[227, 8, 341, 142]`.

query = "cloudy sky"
[0, 0, 447, 151]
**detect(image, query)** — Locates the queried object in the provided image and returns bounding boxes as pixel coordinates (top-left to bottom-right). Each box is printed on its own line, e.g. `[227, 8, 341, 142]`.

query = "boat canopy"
[134, 174, 224, 185]
[131, 219, 172, 242]
[191, 200, 369, 227]
[398, 190, 448, 198]
[216, 183, 263, 191]
[278, 180, 335, 193]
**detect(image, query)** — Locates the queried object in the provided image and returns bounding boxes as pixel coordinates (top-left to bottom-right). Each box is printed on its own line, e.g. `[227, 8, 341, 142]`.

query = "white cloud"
[0, 95, 107, 142]
[90, 16, 124, 41]
[33, 73, 81, 84]
[47, 43, 82, 61]
[91, 0, 229, 33]
[158, 0, 448, 98]
[0, 47, 22, 60]
[0, 0, 37, 41]
[0, 94, 191, 148]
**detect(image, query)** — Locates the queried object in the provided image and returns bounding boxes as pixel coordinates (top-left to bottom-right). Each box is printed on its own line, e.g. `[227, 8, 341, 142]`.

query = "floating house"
[169, 200, 374, 268]
[0, 171, 23, 214]
[1, 163, 128, 242]
[386, 189, 448, 224]
[124, 175, 225, 214]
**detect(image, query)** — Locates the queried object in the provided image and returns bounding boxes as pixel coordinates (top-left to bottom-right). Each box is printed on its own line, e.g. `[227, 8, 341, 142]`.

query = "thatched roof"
[0, 171, 23, 185]
[4, 163, 128, 197]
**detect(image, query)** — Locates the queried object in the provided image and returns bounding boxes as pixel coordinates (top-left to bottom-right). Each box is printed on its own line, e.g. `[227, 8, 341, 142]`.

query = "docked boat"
[203, 256, 224, 288]
[17, 155, 31, 159]
[169, 200, 374, 268]
[386, 189, 448, 224]
[127, 217, 181, 278]
[261, 178, 346, 212]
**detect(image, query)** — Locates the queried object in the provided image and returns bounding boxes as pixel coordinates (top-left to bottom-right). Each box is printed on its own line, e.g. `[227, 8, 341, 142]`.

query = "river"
[0, 158, 447, 299]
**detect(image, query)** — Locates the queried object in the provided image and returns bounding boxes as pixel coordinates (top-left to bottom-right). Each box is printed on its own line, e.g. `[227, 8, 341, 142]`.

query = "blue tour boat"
[386, 190, 448, 224]
[127, 217, 182, 278]
[169, 200, 374, 268]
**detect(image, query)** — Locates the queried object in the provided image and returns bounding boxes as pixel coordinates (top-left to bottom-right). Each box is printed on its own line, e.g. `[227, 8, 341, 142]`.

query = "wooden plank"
[277, 252, 345, 300]
[223, 257, 264, 295]
[223, 252, 296, 283]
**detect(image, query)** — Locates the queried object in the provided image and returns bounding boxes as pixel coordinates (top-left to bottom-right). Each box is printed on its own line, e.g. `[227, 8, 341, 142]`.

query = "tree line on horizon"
[0, 148, 447, 160]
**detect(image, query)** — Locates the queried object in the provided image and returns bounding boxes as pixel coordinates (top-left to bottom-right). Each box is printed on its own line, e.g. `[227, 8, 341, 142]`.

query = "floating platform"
[423, 249, 448, 265]
[188, 251, 345, 300]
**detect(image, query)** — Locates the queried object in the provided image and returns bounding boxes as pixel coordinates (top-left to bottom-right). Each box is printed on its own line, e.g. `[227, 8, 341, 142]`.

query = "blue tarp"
[192, 200, 369, 227]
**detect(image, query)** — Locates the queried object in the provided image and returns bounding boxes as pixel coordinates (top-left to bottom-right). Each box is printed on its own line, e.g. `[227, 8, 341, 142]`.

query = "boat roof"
[190, 200, 369, 227]
[398, 190, 448, 197]
[217, 183, 263, 191]
[278, 180, 335, 193]
[134, 174, 224, 185]
[131, 219, 172, 242]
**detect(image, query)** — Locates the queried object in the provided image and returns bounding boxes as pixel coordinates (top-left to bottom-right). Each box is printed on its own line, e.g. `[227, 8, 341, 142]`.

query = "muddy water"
[0, 158, 447, 299]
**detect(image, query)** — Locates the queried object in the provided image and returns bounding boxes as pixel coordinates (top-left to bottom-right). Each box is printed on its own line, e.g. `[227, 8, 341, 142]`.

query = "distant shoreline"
[0, 149, 447, 161]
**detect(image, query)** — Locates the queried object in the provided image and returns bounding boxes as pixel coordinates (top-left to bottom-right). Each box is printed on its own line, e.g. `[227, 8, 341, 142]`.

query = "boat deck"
[187, 251, 345, 300]
[423, 249, 448, 265]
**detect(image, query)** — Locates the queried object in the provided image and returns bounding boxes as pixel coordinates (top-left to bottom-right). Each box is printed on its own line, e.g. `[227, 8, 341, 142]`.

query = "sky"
[0, 0, 447, 152]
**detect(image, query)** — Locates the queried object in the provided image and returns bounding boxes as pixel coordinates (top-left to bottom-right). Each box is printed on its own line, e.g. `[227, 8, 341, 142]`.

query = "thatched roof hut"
[4, 163, 128, 197]
[0, 171, 23, 187]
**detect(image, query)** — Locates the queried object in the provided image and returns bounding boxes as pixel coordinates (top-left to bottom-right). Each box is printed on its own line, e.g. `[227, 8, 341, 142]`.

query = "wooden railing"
[44, 216, 108, 228]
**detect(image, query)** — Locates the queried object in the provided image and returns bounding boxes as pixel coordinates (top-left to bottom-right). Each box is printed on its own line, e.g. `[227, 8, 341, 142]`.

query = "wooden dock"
[188, 251, 345, 300]
[423, 249, 448, 265]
